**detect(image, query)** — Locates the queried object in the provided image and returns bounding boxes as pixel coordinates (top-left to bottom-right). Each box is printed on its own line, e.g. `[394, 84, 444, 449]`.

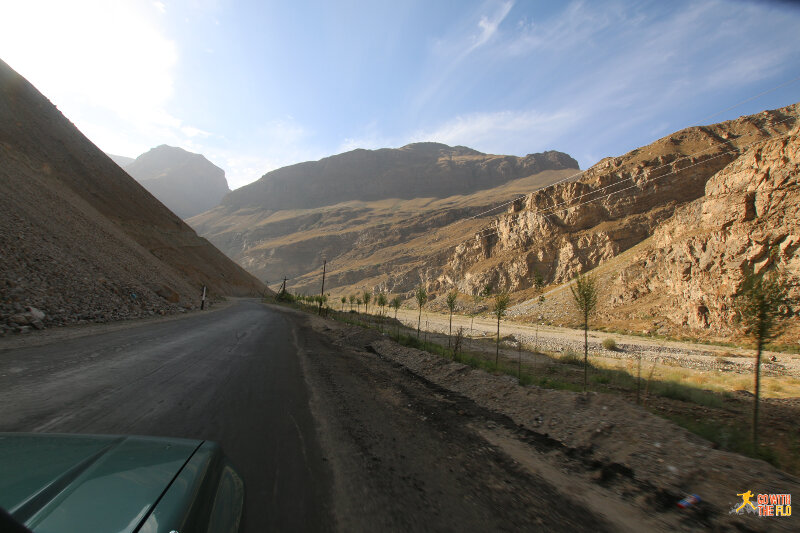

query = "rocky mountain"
[222, 143, 577, 211]
[122, 145, 231, 219]
[107, 153, 135, 167]
[605, 123, 800, 338]
[429, 104, 799, 342]
[0, 58, 265, 334]
[190, 146, 579, 293]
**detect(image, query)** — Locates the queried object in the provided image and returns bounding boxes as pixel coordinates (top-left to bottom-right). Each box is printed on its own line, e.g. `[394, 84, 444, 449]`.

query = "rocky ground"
[393, 308, 800, 379]
[306, 310, 800, 532]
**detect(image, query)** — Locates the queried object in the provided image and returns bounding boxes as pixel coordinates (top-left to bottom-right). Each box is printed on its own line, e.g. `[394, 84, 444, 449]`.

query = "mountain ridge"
[221, 142, 578, 211]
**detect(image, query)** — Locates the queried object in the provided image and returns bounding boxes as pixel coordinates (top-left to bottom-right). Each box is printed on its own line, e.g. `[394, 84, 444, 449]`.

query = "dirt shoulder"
[302, 308, 799, 532]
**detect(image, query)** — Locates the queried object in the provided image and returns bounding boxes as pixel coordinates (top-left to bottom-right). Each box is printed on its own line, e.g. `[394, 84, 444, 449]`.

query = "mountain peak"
[124, 145, 230, 219]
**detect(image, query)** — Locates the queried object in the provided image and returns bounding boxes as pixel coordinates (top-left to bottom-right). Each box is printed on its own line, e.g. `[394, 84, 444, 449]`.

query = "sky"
[1, 0, 799, 190]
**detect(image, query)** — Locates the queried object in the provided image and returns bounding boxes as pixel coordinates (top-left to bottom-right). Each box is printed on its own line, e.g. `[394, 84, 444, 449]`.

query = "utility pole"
[279, 276, 288, 297]
[200, 285, 207, 310]
[318, 256, 327, 315]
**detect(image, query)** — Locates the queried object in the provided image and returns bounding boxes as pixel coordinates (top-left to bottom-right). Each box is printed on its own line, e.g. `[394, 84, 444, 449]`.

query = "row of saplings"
[284, 267, 789, 450]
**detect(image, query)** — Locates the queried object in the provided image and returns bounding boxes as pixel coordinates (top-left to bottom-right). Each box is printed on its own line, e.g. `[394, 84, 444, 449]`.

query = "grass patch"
[764, 342, 800, 354]
[662, 413, 781, 467]
[652, 381, 724, 408]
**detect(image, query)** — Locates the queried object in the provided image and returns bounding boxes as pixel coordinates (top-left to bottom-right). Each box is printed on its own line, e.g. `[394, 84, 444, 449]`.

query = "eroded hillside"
[434, 104, 798, 295]
[432, 104, 798, 342]
[604, 123, 800, 339]
[0, 58, 265, 333]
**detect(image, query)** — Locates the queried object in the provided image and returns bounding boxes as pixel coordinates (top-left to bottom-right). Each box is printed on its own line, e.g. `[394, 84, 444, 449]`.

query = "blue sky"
[2, 0, 799, 189]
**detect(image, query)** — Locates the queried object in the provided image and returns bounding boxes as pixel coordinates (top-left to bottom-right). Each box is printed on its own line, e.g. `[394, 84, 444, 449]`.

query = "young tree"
[390, 296, 402, 336]
[535, 295, 545, 353]
[571, 272, 598, 392]
[340, 295, 347, 312]
[492, 292, 510, 366]
[356, 297, 362, 314]
[446, 290, 458, 349]
[348, 294, 356, 311]
[377, 292, 388, 317]
[363, 291, 372, 315]
[469, 291, 483, 349]
[375, 292, 388, 327]
[533, 270, 545, 291]
[735, 268, 788, 449]
[415, 285, 428, 339]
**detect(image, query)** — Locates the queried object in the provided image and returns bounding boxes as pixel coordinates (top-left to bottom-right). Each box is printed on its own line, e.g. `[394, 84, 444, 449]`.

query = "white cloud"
[411, 108, 578, 154]
[416, 1, 516, 112]
[181, 125, 212, 138]
[470, 1, 514, 53]
[153, 1, 166, 14]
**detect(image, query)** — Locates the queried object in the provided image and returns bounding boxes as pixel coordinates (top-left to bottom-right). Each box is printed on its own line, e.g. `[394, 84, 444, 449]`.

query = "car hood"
[0, 433, 202, 532]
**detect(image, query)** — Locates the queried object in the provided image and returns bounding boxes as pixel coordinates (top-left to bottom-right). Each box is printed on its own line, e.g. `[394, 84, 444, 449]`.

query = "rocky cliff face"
[222, 142, 578, 211]
[0, 58, 264, 335]
[124, 145, 231, 219]
[606, 124, 800, 337]
[434, 105, 799, 298]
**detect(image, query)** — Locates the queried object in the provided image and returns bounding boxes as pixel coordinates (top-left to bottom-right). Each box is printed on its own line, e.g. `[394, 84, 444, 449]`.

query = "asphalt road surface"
[0, 299, 609, 531]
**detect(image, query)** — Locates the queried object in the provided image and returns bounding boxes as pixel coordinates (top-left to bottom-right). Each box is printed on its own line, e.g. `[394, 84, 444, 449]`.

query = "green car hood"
[0, 433, 201, 533]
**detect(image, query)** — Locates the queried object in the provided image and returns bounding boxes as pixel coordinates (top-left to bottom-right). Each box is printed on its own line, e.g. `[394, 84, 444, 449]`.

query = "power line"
[450, 75, 800, 229]
[472, 113, 798, 241]
[691, 75, 800, 127]
[283, 82, 800, 293]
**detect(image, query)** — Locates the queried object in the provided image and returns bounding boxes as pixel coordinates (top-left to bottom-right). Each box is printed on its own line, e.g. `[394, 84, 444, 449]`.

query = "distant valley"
[188, 104, 799, 344]
[189, 145, 579, 293]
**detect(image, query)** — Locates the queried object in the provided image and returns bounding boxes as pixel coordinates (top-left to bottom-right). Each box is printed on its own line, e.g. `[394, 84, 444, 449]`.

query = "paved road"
[1, 300, 611, 532]
[0, 299, 332, 532]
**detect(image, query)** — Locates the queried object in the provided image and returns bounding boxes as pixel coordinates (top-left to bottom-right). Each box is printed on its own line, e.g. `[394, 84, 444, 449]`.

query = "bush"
[559, 350, 583, 366]
[602, 338, 617, 350]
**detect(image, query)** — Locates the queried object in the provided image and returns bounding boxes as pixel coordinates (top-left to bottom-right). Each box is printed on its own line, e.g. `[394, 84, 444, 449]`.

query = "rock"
[27, 306, 45, 320]
[615, 123, 800, 336]
[150, 284, 181, 303]
[9, 314, 29, 325]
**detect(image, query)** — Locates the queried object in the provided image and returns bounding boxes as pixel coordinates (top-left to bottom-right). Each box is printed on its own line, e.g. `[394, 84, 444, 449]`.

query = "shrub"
[559, 350, 584, 366]
[602, 338, 617, 350]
